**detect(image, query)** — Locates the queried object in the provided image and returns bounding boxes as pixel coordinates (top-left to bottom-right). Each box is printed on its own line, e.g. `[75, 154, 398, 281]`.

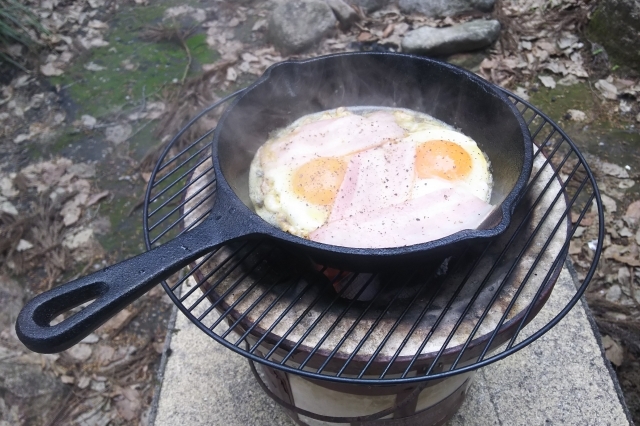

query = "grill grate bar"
[529, 118, 548, 140]
[143, 89, 603, 385]
[404, 143, 573, 377]
[148, 158, 211, 206]
[180, 241, 251, 304]
[248, 276, 329, 355]
[427, 143, 576, 374]
[526, 136, 567, 194]
[170, 248, 221, 292]
[197, 252, 269, 324]
[378, 253, 473, 379]
[148, 179, 215, 232]
[152, 135, 213, 189]
[188, 242, 259, 313]
[333, 273, 417, 377]
[448, 151, 582, 371]
[356, 271, 436, 378]
[211, 267, 279, 335]
[500, 179, 592, 353]
[150, 189, 213, 245]
[511, 99, 529, 115]
[233, 272, 312, 346]
[298, 274, 378, 370]
[275, 273, 364, 364]
[148, 165, 214, 219]
[153, 91, 241, 174]
[400, 243, 494, 378]
[525, 111, 540, 127]
[315, 277, 397, 375]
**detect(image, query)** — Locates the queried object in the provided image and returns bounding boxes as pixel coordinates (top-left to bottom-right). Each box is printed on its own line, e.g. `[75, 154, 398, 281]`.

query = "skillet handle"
[15, 214, 254, 354]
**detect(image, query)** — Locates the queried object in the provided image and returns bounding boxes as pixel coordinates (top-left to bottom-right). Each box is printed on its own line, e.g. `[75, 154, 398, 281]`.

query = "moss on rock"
[587, 0, 640, 73]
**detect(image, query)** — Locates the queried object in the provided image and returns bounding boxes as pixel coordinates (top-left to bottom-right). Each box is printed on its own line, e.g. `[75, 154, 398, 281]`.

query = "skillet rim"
[211, 51, 534, 259]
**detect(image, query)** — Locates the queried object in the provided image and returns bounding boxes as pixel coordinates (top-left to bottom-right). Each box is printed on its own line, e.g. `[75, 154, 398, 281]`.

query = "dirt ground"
[1, 0, 639, 424]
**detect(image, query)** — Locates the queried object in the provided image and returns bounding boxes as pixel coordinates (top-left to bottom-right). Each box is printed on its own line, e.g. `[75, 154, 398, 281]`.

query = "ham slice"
[310, 187, 494, 248]
[265, 112, 406, 168]
[330, 141, 415, 222]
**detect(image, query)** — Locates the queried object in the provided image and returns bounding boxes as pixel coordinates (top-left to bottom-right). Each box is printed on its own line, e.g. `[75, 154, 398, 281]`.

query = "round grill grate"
[143, 89, 604, 385]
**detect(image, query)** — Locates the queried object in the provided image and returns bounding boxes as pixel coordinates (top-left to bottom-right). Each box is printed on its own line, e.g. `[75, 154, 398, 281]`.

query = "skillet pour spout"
[16, 52, 533, 354]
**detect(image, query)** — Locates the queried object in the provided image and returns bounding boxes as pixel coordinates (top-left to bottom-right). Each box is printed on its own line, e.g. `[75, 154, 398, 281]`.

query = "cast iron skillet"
[16, 52, 533, 354]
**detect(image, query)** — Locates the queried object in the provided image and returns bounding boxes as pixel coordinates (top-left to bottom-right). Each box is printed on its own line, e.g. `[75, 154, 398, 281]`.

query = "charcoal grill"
[143, 89, 603, 423]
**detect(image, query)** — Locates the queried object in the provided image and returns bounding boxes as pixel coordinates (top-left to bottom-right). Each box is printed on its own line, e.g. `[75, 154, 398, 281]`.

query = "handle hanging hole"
[48, 296, 99, 327]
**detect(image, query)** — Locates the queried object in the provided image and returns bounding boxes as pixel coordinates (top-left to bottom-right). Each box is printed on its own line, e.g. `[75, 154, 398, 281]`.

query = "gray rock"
[605, 284, 622, 302]
[0, 362, 70, 424]
[325, 0, 360, 27]
[446, 51, 489, 72]
[347, 0, 389, 13]
[268, 0, 337, 53]
[401, 19, 501, 56]
[399, 0, 495, 17]
[67, 343, 93, 361]
[588, 0, 640, 72]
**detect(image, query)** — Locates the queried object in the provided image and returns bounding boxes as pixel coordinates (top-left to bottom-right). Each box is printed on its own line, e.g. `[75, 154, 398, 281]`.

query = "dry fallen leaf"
[61, 203, 82, 226]
[86, 190, 110, 207]
[252, 19, 267, 32]
[94, 345, 116, 365]
[81, 115, 97, 129]
[595, 79, 618, 100]
[601, 335, 624, 367]
[600, 194, 617, 213]
[40, 63, 64, 76]
[66, 343, 93, 361]
[16, 239, 34, 251]
[515, 87, 529, 100]
[569, 240, 582, 255]
[357, 32, 376, 42]
[97, 308, 134, 334]
[146, 101, 166, 120]
[0, 176, 18, 198]
[538, 75, 556, 89]
[226, 67, 238, 82]
[625, 200, 640, 223]
[0, 199, 19, 215]
[14, 134, 30, 144]
[61, 375, 75, 384]
[566, 109, 586, 122]
[115, 387, 141, 421]
[84, 62, 106, 71]
[607, 250, 640, 267]
[558, 75, 579, 86]
[617, 267, 631, 285]
[77, 376, 91, 389]
[63, 228, 95, 249]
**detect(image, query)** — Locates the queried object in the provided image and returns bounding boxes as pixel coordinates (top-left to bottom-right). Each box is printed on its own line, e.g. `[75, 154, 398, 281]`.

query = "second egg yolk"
[416, 140, 472, 181]
[292, 157, 348, 205]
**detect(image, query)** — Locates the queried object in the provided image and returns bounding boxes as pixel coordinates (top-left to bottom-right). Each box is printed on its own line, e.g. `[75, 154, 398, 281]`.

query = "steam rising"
[215, 53, 525, 210]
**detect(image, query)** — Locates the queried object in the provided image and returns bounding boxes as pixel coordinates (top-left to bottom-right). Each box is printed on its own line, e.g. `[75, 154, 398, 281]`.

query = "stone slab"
[151, 264, 631, 425]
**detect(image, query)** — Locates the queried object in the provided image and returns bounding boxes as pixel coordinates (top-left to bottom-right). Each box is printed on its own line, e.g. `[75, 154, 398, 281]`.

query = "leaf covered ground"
[1, 0, 639, 424]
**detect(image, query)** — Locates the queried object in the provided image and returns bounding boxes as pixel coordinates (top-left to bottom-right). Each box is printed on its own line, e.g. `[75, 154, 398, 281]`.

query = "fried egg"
[249, 108, 406, 237]
[249, 107, 494, 247]
[405, 127, 492, 202]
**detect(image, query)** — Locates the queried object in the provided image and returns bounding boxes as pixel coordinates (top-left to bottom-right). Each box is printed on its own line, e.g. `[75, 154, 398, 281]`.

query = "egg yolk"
[416, 140, 472, 180]
[292, 157, 348, 205]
